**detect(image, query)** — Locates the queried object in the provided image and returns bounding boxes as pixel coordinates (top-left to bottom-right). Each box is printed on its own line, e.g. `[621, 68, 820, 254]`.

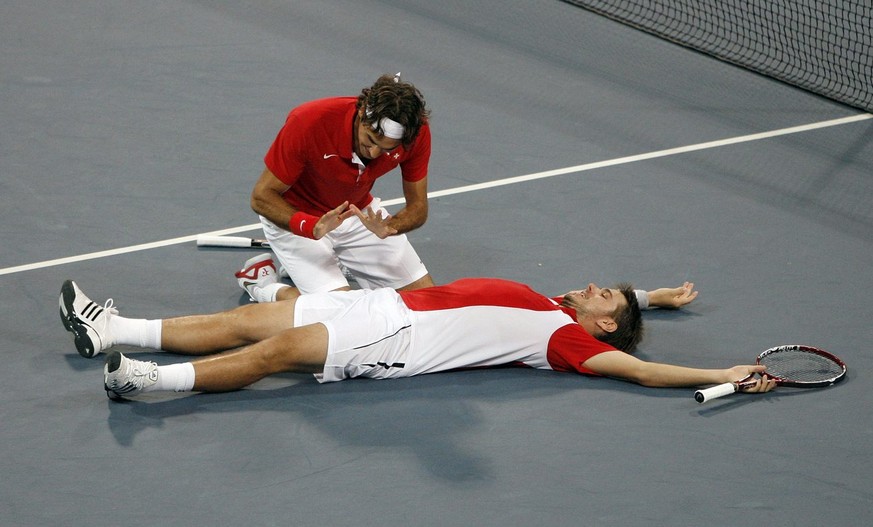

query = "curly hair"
[356, 74, 430, 147]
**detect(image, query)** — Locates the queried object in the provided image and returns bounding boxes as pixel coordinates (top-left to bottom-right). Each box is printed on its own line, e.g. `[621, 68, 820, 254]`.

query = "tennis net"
[561, 0, 873, 112]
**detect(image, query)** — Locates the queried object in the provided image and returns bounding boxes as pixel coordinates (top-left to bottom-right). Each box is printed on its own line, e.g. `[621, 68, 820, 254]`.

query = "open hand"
[648, 282, 698, 309]
[349, 204, 398, 239]
[313, 201, 355, 239]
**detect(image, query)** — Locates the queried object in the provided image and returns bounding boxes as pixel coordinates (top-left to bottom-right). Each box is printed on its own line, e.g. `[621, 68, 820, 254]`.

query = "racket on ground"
[694, 344, 846, 403]
[196, 235, 270, 248]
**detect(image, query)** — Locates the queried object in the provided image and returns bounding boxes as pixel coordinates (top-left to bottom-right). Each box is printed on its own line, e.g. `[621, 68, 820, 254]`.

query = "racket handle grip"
[694, 382, 737, 403]
[196, 235, 259, 248]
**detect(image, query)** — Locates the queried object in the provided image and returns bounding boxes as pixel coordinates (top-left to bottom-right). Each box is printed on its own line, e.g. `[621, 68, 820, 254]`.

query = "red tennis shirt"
[398, 278, 616, 375]
[264, 97, 431, 216]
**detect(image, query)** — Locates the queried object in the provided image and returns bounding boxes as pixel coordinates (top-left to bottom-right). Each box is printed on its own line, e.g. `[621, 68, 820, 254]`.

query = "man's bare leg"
[275, 271, 432, 301]
[275, 284, 352, 302]
[104, 323, 330, 397]
[160, 300, 298, 355]
[397, 273, 434, 291]
[191, 323, 329, 391]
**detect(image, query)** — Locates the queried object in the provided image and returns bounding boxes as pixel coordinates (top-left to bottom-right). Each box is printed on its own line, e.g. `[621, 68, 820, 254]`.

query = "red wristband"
[289, 212, 318, 239]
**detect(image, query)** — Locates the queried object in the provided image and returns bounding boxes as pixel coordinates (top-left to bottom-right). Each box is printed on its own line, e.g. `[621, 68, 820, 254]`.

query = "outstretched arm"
[581, 350, 775, 392]
[639, 282, 698, 309]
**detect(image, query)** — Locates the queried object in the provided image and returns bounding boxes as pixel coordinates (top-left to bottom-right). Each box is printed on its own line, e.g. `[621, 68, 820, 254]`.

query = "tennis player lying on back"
[58, 277, 775, 399]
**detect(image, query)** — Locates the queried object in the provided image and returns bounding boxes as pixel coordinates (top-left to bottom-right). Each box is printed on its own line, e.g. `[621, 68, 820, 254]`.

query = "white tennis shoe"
[59, 280, 117, 358]
[104, 351, 158, 400]
[235, 253, 278, 301]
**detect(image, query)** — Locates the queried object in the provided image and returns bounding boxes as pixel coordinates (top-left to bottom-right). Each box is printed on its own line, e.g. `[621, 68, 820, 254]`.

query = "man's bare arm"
[582, 350, 774, 391]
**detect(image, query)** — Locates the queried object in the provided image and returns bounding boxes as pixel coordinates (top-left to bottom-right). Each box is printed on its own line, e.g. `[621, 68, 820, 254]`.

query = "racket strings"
[761, 351, 844, 382]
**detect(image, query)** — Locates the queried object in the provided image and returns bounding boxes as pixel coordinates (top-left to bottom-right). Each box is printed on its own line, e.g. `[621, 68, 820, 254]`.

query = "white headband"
[365, 108, 405, 140]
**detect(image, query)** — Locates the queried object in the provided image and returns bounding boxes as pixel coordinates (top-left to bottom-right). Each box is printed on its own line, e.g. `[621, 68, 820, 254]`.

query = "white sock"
[254, 283, 287, 303]
[144, 362, 196, 393]
[111, 317, 163, 349]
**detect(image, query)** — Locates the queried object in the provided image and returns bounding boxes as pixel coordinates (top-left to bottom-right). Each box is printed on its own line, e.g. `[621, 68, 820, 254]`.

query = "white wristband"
[634, 289, 650, 310]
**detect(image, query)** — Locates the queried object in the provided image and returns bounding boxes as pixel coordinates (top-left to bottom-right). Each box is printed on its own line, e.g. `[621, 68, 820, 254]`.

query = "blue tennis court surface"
[2, 1, 871, 525]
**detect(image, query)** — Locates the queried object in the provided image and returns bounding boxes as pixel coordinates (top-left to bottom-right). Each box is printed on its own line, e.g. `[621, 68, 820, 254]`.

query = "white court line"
[2, 112, 870, 277]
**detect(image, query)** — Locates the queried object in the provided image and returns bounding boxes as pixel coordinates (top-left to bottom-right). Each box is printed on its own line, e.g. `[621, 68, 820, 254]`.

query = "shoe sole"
[104, 351, 124, 400]
[59, 279, 99, 358]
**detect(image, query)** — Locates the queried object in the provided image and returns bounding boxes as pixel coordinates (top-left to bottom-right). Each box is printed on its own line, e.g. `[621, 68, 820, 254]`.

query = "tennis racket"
[694, 344, 846, 403]
[196, 235, 270, 248]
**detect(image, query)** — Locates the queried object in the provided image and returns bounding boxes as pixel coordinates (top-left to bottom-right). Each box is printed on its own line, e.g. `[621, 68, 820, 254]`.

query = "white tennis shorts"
[260, 198, 429, 294]
[293, 287, 556, 383]
[294, 288, 414, 383]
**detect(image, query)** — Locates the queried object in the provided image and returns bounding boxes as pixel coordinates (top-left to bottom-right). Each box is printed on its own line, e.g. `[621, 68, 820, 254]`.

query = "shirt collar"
[341, 103, 357, 159]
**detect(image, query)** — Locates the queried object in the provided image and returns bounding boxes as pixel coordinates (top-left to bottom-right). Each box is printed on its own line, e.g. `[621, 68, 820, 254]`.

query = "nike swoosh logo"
[323, 154, 338, 159]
